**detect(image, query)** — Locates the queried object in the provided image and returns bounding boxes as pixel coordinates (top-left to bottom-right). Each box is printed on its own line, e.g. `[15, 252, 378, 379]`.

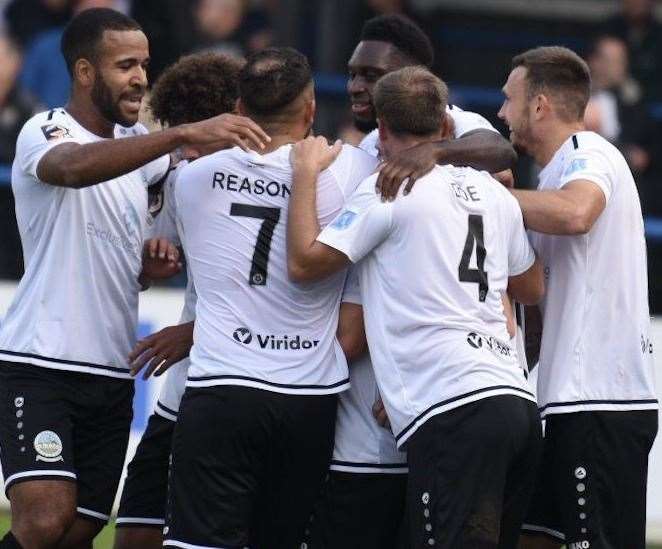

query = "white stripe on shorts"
[4, 469, 76, 487]
[77, 507, 110, 521]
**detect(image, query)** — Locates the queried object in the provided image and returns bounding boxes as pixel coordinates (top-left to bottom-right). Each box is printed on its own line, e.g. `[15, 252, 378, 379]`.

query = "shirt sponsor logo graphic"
[331, 210, 357, 230]
[568, 542, 590, 549]
[34, 430, 64, 462]
[575, 466, 587, 480]
[233, 327, 253, 344]
[466, 332, 512, 357]
[41, 124, 73, 141]
[14, 397, 24, 408]
[232, 327, 319, 350]
[563, 158, 588, 178]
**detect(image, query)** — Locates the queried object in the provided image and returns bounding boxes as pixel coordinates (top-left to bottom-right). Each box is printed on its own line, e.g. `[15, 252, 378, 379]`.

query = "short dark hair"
[61, 8, 142, 76]
[512, 46, 591, 122]
[150, 53, 243, 127]
[238, 47, 312, 117]
[360, 15, 434, 68]
[374, 66, 448, 136]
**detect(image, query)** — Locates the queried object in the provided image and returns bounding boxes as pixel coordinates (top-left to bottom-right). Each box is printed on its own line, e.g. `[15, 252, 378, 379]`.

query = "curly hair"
[360, 15, 434, 68]
[149, 52, 244, 127]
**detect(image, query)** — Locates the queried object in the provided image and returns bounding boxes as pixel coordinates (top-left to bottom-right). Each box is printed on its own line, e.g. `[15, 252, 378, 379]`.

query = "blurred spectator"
[585, 35, 661, 214]
[131, 0, 197, 81]
[193, 0, 246, 57]
[18, 0, 124, 109]
[4, 0, 71, 47]
[603, 0, 662, 100]
[0, 33, 40, 279]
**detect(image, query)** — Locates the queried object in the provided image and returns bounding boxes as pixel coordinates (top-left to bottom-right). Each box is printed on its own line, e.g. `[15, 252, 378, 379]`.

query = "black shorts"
[406, 395, 542, 549]
[164, 385, 337, 549]
[0, 361, 134, 523]
[522, 410, 658, 549]
[305, 471, 407, 549]
[116, 413, 175, 528]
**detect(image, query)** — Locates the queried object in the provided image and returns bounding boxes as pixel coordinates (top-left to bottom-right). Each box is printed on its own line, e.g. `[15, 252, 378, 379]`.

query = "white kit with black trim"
[0, 109, 169, 378]
[530, 131, 658, 417]
[318, 165, 536, 447]
[175, 144, 377, 394]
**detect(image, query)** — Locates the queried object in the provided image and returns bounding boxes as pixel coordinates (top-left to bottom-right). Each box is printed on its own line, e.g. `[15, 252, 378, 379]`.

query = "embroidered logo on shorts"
[14, 397, 24, 408]
[568, 542, 590, 549]
[34, 430, 64, 462]
[575, 466, 587, 480]
[421, 491, 430, 505]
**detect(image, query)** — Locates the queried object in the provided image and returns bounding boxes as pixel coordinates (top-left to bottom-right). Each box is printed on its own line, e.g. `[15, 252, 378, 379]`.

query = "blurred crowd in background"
[0, 0, 661, 305]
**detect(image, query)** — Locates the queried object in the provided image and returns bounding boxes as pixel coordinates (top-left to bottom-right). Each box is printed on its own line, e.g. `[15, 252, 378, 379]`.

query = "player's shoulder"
[18, 108, 74, 142]
[560, 131, 624, 176]
[564, 131, 617, 160]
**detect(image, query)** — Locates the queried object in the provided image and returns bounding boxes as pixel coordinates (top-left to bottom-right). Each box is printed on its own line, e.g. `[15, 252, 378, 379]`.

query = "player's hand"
[493, 169, 515, 188]
[290, 136, 343, 176]
[141, 238, 182, 280]
[376, 141, 439, 201]
[129, 321, 194, 379]
[181, 113, 271, 152]
[372, 397, 391, 430]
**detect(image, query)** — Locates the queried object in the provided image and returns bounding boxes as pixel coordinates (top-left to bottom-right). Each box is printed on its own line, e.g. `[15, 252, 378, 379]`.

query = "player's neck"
[249, 126, 305, 154]
[534, 121, 585, 168]
[66, 93, 115, 139]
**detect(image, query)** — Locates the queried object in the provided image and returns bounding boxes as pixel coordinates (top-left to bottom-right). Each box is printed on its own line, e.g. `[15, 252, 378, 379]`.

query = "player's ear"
[304, 97, 316, 128]
[74, 58, 95, 88]
[377, 118, 388, 143]
[236, 98, 249, 117]
[534, 94, 549, 121]
[440, 112, 453, 140]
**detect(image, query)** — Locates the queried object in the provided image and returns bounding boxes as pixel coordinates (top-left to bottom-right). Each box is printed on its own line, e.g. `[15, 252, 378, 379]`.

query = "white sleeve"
[447, 105, 499, 138]
[129, 122, 172, 187]
[505, 193, 536, 276]
[317, 175, 392, 263]
[17, 114, 81, 181]
[559, 148, 613, 203]
[146, 169, 180, 244]
[328, 145, 379, 198]
[341, 266, 361, 305]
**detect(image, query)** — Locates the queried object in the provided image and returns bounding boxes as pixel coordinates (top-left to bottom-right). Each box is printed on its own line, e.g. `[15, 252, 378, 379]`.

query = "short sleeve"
[559, 148, 613, 203]
[341, 266, 361, 305]
[317, 175, 392, 263]
[505, 194, 536, 276]
[142, 154, 171, 188]
[17, 114, 80, 181]
[146, 168, 180, 244]
[327, 145, 379, 198]
[447, 105, 499, 138]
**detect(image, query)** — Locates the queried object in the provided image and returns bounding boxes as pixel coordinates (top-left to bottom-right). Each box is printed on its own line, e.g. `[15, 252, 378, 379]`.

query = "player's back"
[176, 143, 376, 394]
[375, 165, 524, 343]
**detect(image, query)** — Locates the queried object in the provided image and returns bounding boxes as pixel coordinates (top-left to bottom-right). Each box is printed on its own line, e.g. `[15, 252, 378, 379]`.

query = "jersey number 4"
[459, 214, 489, 302]
[230, 203, 281, 286]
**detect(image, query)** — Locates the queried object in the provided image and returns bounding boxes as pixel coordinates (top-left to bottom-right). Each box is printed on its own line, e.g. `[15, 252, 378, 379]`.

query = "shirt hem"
[0, 351, 132, 379]
[186, 375, 350, 396]
[539, 399, 659, 418]
[395, 386, 537, 448]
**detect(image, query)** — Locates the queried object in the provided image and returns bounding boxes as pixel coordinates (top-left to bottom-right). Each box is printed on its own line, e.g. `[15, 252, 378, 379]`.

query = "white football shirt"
[358, 104, 499, 157]
[530, 131, 657, 417]
[176, 144, 377, 394]
[0, 108, 169, 378]
[331, 268, 407, 473]
[318, 166, 536, 447]
[338, 105, 502, 465]
[145, 161, 198, 419]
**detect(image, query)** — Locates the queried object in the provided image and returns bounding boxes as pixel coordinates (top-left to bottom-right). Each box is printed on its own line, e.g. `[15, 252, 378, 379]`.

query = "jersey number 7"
[459, 214, 489, 302]
[230, 203, 281, 286]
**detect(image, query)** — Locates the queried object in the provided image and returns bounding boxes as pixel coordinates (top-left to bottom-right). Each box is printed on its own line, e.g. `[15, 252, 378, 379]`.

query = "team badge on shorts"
[41, 124, 73, 141]
[34, 430, 64, 462]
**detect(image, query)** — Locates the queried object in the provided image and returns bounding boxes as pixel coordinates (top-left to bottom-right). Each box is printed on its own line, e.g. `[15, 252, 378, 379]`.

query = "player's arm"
[377, 129, 517, 199]
[511, 180, 606, 235]
[139, 237, 182, 289]
[337, 302, 368, 362]
[507, 257, 544, 305]
[37, 113, 270, 188]
[287, 137, 352, 282]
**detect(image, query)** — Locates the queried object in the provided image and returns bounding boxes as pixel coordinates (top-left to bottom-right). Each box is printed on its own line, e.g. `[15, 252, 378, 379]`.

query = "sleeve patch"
[41, 124, 73, 142]
[563, 158, 588, 178]
[331, 210, 357, 230]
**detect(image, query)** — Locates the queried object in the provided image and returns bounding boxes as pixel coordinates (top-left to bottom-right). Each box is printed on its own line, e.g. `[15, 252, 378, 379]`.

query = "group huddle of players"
[0, 6, 658, 549]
